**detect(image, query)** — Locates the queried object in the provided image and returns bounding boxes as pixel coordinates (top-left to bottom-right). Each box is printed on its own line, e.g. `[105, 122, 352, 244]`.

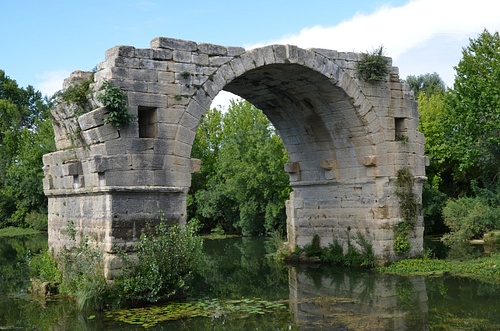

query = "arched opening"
[187, 58, 379, 251]
[188, 92, 290, 236]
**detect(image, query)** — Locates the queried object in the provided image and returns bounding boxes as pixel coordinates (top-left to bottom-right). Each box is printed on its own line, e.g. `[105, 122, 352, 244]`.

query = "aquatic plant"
[105, 297, 288, 328]
[378, 253, 500, 284]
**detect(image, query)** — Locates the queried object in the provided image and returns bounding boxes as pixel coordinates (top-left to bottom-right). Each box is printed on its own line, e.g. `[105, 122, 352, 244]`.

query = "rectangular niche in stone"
[138, 106, 158, 138]
[395, 117, 407, 140]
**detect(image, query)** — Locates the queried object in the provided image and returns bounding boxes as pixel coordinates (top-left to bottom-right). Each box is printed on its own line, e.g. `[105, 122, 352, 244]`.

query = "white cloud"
[212, 91, 242, 111]
[36, 70, 71, 97]
[245, 0, 500, 87]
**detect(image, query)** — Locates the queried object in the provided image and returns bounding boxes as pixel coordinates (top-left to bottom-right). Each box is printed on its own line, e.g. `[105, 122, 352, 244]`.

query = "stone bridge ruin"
[43, 37, 426, 277]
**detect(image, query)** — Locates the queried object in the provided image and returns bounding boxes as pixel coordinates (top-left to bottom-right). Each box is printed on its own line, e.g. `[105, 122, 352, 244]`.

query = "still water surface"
[1, 234, 499, 330]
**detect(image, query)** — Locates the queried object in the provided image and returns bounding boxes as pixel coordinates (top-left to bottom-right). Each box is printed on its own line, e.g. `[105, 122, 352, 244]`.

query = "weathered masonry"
[43, 37, 426, 277]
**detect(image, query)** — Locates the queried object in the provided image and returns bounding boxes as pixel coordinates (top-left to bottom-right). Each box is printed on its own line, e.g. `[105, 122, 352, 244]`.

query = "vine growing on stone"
[394, 167, 418, 255]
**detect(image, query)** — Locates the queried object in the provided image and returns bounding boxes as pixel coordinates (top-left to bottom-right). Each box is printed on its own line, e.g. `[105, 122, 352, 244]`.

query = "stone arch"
[43, 37, 426, 277]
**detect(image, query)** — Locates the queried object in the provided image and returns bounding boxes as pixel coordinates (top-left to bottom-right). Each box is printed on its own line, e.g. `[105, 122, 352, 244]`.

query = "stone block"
[112, 56, 140, 68]
[81, 124, 120, 145]
[176, 126, 195, 145]
[227, 46, 245, 57]
[239, 52, 257, 71]
[229, 57, 246, 77]
[127, 91, 168, 108]
[62, 160, 82, 176]
[262, 46, 275, 65]
[134, 48, 154, 59]
[284, 161, 300, 173]
[130, 153, 164, 170]
[138, 58, 167, 71]
[153, 48, 173, 60]
[168, 62, 196, 73]
[151, 37, 197, 51]
[192, 53, 209, 65]
[105, 45, 136, 59]
[197, 43, 227, 55]
[78, 106, 108, 130]
[190, 158, 201, 173]
[157, 71, 175, 83]
[110, 67, 157, 82]
[173, 50, 193, 63]
[209, 56, 233, 66]
[363, 155, 378, 167]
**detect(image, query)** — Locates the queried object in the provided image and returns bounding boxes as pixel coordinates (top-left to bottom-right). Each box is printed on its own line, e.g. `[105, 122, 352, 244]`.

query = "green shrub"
[393, 222, 412, 255]
[28, 215, 204, 310]
[356, 45, 390, 82]
[28, 250, 61, 283]
[97, 81, 135, 128]
[443, 197, 499, 242]
[58, 75, 94, 114]
[58, 235, 109, 310]
[303, 234, 322, 256]
[114, 217, 203, 304]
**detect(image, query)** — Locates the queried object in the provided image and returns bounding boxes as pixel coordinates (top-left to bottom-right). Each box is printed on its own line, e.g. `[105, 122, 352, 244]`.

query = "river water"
[1, 234, 499, 330]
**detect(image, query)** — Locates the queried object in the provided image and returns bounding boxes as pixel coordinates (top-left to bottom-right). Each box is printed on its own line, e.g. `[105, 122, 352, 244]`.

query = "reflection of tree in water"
[0, 234, 47, 295]
[426, 276, 500, 329]
[0, 234, 91, 330]
[190, 237, 289, 300]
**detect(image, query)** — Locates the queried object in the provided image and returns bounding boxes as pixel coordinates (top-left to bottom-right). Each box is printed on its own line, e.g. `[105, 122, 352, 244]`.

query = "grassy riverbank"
[0, 226, 41, 237]
[378, 253, 500, 284]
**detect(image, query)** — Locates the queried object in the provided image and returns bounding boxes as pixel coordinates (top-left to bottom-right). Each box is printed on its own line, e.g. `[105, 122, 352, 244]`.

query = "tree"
[417, 91, 450, 233]
[445, 29, 500, 187]
[0, 70, 54, 228]
[190, 100, 291, 236]
[405, 72, 446, 96]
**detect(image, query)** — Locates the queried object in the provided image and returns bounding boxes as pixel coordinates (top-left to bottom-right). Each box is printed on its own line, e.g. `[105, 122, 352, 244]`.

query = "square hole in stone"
[138, 106, 157, 138]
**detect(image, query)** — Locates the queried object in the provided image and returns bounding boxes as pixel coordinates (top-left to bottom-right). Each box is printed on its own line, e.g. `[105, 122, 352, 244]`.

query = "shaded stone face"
[43, 37, 426, 277]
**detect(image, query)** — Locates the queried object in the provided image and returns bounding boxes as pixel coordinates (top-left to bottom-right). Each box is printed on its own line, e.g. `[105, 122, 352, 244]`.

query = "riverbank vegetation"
[379, 253, 500, 284]
[28, 217, 203, 310]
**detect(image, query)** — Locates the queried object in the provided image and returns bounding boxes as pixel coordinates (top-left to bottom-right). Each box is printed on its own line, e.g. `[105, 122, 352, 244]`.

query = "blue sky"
[2, 0, 500, 108]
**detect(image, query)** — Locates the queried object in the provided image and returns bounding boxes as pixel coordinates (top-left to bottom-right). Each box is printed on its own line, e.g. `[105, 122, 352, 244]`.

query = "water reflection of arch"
[288, 267, 428, 330]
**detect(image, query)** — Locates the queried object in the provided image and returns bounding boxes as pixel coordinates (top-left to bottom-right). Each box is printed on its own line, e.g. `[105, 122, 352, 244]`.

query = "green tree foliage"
[190, 100, 291, 236]
[405, 72, 446, 96]
[446, 29, 500, 187]
[417, 90, 450, 232]
[416, 30, 500, 237]
[0, 70, 55, 228]
[442, 183, 500, 242]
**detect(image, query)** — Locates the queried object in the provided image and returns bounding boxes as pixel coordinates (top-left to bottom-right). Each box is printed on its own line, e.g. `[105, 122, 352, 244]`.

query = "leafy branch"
[97, 81, 135, 128]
